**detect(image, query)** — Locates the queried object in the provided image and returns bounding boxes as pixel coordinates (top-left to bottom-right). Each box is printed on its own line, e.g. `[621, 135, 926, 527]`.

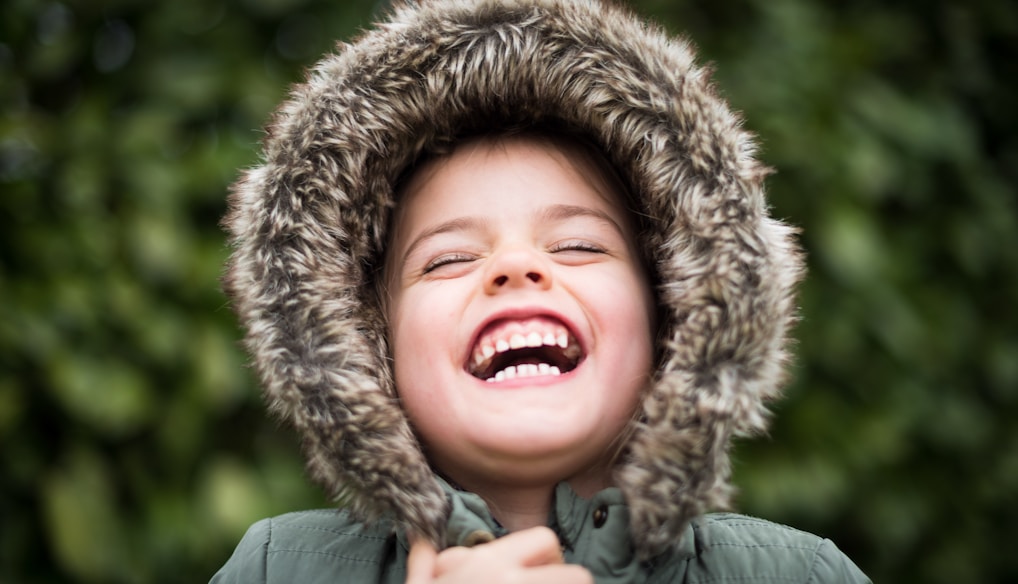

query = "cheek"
[597, 265, 655, 338]
[387, 285, 465, 405]
[388, 297, 424, 403]
[388, 307, 438, 435]
[597, 266, 656, 391]
[389, 285, 430, 345]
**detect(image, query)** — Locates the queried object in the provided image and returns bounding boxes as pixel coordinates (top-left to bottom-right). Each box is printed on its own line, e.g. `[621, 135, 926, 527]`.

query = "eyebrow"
[538, 204, 626, 236]
[401, 216, 490, 265]
[399, 203, 626, 265]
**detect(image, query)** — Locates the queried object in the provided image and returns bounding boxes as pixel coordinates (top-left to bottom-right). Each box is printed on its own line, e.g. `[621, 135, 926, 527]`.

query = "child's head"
[383, 130, 656, 494]
[224, 0, 804, 554]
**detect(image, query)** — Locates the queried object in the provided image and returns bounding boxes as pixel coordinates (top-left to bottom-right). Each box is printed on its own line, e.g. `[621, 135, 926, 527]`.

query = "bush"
[2, 0, 1015, 581]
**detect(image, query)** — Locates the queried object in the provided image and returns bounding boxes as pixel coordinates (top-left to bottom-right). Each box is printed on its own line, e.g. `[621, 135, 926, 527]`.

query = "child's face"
[385, 136, 655, 492]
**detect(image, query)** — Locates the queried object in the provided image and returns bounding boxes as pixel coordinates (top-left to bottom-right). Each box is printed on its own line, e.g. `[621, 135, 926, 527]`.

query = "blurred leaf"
[0, 379, 24, 438]
[42, 450, 128, 582]
[815, 203, 887, 287]
[47, 351, 154, 436]
[198, 457, 267, 537]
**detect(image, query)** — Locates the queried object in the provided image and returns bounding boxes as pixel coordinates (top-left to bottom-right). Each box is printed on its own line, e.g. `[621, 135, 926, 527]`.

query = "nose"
[483, 246, 553, 294]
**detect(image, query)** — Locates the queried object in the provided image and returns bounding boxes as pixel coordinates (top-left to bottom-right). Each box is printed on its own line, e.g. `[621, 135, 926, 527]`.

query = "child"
[212, 0, 870, 582]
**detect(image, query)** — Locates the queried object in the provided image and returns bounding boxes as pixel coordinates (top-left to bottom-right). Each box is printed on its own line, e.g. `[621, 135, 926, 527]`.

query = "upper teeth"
[470, 320, 580, 380]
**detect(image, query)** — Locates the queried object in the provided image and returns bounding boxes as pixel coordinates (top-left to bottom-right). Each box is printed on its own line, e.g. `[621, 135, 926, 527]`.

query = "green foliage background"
[1, 0, 1015, 582]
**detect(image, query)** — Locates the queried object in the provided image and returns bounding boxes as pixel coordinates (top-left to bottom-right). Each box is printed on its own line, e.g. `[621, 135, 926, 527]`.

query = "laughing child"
[211, 1, 870, 582]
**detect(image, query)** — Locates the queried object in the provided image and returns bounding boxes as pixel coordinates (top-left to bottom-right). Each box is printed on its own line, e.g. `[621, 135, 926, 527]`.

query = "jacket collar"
[555, 483, 642, 581]
[398, 480, 697, 583]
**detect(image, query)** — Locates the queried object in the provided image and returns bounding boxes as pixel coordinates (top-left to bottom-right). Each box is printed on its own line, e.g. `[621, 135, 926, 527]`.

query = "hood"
[223, 0, 804, 559]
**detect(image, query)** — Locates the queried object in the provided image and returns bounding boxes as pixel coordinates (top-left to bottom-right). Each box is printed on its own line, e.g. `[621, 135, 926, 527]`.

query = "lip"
[463, 305, 585, 376]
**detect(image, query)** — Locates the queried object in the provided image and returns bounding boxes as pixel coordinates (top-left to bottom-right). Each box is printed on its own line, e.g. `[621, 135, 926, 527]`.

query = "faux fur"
[223, 0, 804, 559]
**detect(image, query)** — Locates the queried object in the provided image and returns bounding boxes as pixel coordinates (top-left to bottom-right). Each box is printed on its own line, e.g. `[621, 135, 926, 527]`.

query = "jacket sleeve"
[809, 538, 871, 584]
[208, 519, 270, 584]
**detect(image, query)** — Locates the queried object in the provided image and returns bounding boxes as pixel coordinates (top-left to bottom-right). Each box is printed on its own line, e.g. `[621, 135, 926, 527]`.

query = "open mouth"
[467, 316, 584, 383]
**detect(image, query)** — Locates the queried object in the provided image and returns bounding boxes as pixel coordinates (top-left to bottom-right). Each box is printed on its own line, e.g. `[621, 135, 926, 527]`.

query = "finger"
[405, 537, 439, 584]
[516, 564, 594, 584]
[480, 526, 565, 567]
[433, 546, 472, 576]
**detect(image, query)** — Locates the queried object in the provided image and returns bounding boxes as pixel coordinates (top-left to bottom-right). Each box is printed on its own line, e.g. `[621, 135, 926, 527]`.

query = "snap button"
[462, 529, 495, 547]
[592, 505, 608, 528]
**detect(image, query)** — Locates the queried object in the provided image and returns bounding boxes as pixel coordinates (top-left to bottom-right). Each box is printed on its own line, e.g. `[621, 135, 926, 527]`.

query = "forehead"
[391, 134, 634, 241]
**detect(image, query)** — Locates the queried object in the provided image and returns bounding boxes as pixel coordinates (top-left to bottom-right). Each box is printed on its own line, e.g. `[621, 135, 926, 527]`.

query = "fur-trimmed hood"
[223, 0, 803, 559]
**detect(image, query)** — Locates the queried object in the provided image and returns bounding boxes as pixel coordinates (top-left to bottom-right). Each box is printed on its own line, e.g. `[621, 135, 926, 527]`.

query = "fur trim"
[223, 0, 804, 558]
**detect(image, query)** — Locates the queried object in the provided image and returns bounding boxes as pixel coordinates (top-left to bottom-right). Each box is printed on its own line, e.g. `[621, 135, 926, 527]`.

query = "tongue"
[508, 355, 551, 368]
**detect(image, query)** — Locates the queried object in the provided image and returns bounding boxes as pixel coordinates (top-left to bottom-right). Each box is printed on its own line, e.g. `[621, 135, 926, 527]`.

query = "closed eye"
[423, 252, 477, 274]
[548, 240, 607, 254]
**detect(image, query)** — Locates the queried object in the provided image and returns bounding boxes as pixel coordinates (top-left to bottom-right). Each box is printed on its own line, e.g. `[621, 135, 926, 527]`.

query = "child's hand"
[406, 527, 592, 584]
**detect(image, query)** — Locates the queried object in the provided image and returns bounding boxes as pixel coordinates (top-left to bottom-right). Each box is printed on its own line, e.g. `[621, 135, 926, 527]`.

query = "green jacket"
[211, 484, 869, 584]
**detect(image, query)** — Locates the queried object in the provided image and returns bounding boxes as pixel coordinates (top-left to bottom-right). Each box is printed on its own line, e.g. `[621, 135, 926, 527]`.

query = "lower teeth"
[487, 363, 562, 383]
